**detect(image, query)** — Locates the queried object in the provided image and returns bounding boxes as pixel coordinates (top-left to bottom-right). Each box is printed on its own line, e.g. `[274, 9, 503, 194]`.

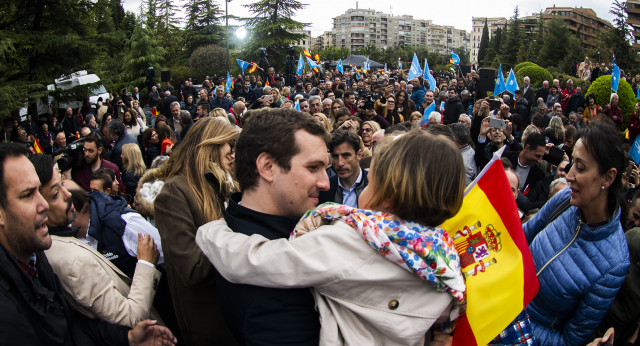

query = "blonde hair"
[209, 108, 229, 120]
[521, 124, 541, 144]
[313, 113, 332, 133]
[158, 117, 239, 221]
[362, 120, 381, 134]
[122, 143, 146, 176]
[369, 129, 465, 226]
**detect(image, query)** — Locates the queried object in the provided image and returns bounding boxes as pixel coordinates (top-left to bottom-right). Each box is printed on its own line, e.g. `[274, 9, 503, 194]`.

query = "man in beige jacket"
[30, 154, 162, 328]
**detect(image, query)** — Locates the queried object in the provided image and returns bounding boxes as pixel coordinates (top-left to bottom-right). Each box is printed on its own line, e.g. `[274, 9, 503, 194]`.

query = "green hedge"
[585, 75, 635, 130]
[515, 65, 553, 88]
[514, 62, 538, 73]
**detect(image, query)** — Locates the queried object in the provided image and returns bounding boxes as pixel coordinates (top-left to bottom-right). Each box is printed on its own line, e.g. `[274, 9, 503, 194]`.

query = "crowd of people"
[1, 61, 640, 345]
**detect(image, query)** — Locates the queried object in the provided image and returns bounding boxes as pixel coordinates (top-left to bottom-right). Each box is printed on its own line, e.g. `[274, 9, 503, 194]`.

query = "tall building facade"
[329, 8, 469, 55]
[542, 6, 612, 50]
[626, 0, 640, 48]
[471, 7, 612, 65]
[470, 17, 507, 65]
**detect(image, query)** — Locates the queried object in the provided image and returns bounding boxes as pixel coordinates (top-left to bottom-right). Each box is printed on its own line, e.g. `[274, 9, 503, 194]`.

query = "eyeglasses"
[387, 100, 395, 104]
[361, 128, 372, 133]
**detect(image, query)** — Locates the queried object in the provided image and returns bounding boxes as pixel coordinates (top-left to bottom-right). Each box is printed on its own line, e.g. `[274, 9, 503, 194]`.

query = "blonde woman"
[154, 117, 238, 345]
[197, 129, 466, 345]
[121, 143, 146, 198]
[360, 120, 381, 151]
[313, 112, 332, 133]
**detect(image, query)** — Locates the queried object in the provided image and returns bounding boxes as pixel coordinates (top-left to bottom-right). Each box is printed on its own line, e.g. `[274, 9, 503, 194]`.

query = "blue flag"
[451, 51, 460, 66]
[398, 58, 403, 69]
[225, 72, 232, 93]
[505, 68, 519, 95]
[363, 57, 370, 73]
[336, 59, 344, 74]
[237, 59, 250, 74]
[408, 53, 422, 81]
[294, 99, 300, 111]
[636, 87, 640, 100]
[631, 135, 640, 164]
[612, 59, 620, 93]
[424, 58, 436, 91]
[306, 56, 321, 72]
[493, 64, 506, 96]
[420, 102, 436, 126]
[296, 54, 304, 77]
[384, 63, 387, 73]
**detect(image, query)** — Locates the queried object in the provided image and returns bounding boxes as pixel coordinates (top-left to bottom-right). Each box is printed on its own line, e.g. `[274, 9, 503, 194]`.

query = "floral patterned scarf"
[292, 203, 466, 329]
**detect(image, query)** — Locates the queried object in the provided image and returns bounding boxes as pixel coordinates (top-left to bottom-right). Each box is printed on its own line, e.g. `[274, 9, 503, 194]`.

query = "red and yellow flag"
[303, 49, 319, 73]
[248, 62, 258, 74]
[441, 150, 539, 346]
[33, 138, 44, 154]
[264, 79, 270, 87]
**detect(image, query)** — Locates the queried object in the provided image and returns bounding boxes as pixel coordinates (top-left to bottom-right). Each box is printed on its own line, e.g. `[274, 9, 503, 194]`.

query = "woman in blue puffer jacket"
[522, 121, 630, 345]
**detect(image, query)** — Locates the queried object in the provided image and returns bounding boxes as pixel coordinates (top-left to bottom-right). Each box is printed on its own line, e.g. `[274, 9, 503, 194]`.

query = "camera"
[53, 138, 85, 172]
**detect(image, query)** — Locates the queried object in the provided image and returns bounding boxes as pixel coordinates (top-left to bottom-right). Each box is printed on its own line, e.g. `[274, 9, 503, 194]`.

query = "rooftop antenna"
[390, 5, 393, 16]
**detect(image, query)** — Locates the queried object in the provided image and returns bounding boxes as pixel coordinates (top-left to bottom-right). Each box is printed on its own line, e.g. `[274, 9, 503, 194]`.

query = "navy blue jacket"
[88, 190, 137, 278]
[216, 193, 320, 345]
[318, 169, 368, 207]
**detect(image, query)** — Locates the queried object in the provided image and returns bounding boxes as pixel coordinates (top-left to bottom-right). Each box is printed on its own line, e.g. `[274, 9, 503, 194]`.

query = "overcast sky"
[122, 0, 616, 36]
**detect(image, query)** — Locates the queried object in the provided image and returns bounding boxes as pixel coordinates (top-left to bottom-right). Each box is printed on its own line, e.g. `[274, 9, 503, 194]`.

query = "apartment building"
[470, 17, 507, 65]
[329, 7, 469, 55]
[627, 0, 640, 48]
[542, 6, 612, 50]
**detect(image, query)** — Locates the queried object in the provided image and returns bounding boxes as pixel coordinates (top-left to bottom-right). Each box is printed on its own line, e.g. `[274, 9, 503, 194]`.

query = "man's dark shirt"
[215, 193, 320, 345]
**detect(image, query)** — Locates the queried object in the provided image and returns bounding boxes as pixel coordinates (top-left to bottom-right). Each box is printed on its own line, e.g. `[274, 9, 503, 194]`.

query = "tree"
[122, 24, 165, 88]
[189, 45, 229, 80]
[184, 0, 223, 52]
[605, 0, 636, 70]
[477, 19, 490, 65]
[241, 0, 309, 71]
[0, 0, 99, 120]
[502, 7, 523, 68]
[538, 18, 584, 72]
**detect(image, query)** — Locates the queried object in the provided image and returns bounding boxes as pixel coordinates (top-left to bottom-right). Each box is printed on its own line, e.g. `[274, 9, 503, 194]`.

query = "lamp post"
[226, 0, 231, 73]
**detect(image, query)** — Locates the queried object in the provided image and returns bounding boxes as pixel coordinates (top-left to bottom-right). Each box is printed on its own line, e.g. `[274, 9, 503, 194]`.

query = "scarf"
[292, 203, 466, 329]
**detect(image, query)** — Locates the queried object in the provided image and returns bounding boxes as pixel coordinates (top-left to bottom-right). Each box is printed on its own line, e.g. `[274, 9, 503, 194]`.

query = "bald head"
[233, 101, 245, 114]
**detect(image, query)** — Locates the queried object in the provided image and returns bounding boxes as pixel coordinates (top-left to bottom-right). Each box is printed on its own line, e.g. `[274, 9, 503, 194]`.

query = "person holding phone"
[474, 116, 521, 169]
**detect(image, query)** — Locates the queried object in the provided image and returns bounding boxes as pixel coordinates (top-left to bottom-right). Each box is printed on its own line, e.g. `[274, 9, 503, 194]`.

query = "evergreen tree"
[123, 23, 165, 88]
[606, 0, 636, 70]
[492, 26, 503, 54]
[538, 18, 583, 71]
[184, 0, 223, 52]
[477, 19, 490, 65]
[502, 7, 523, 67]
[242, 0, 309, 71]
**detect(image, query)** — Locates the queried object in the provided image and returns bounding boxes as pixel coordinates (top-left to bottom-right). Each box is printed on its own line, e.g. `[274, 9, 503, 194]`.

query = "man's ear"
[105, 187, 112, 195]
[356, 149, 363, 162]
[255, 152, 275, 183]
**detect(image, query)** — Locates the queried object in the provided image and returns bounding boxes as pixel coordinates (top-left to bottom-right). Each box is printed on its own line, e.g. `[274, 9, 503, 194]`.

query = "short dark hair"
[29, 154, 54, 190]
[426, 124, 454, 142]
[344, 91, 355, 100]
[235, 108, 329, 192]
[83, 132, 103, 150]
[197, 101, 210, 113]
[523, 132, 546, 150]
[328, 129, 360, 154]
[450, 123, 470, 145]
[106, 119, 125, 137]
[531, 114, 545, 128]
[0, 144, 30, 207]
[90, 168, 114, 191]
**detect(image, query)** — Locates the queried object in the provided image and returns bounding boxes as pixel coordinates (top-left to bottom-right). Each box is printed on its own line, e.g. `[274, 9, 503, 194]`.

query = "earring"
[601, 185, 605, 190]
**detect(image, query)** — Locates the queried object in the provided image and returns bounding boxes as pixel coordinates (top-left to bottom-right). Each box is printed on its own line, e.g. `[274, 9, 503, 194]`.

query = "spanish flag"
[441, 147, 539, 346]
[33, 138, 44, 154]
[248, 62, 258, 74]
[303, 48, 319, 73]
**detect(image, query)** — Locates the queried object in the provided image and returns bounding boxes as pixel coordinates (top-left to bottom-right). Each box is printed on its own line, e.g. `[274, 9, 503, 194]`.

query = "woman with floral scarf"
[196, 130, 467, 345]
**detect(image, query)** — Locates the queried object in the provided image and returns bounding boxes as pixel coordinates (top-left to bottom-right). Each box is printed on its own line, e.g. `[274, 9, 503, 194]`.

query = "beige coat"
[45, 235, 161, 328]
[196, 220, 452, 346]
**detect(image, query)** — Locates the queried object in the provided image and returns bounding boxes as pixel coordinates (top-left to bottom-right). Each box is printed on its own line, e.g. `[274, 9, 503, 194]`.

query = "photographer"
[357, 97, 390, 129]
[71, 132, 124, 194]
